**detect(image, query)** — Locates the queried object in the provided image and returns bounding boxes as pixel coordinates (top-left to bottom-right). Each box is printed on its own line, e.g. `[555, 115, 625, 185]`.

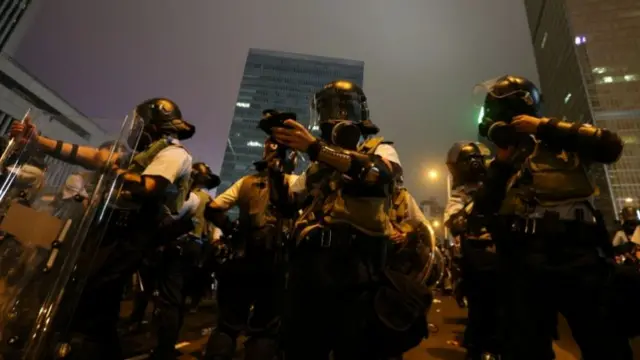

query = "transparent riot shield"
[0, 110, 142, 360]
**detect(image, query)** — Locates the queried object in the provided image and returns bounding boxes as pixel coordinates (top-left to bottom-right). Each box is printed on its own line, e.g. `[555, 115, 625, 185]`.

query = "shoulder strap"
[129, 138, 182, 171]
[358, 136, 385, 155]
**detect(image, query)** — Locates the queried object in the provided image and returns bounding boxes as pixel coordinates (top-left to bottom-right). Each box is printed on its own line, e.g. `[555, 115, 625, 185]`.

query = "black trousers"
[495, 222, 633, 360]
[203, 249, 279, 360]
[283, 233, 426, 360]
[460, 240, 502, 357]
[130, 240, 201, 359]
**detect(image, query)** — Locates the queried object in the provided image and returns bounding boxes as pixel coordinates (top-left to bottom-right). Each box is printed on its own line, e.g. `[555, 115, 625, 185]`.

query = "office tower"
[0, 0, 32, 51]
[218, 48, 365, 195]
[524, 0, 640, 228]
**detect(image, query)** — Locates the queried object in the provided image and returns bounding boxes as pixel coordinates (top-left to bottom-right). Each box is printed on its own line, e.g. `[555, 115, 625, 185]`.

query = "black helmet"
[446, 141, 492, 187]
[311, 80, 378, 149]
[191, 162, 220, 190]
[130, 98, 196, 151]
[620, 206, 639, 222]
[477, 75, 542, 143]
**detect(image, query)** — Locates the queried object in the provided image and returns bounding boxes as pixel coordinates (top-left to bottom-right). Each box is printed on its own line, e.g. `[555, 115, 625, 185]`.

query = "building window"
[564, 93, 572, 104]
[624, 74, 638, 82]
[603, 76, 614, 83]
[540, 32, 548, 49]
[593, 67, 607, 74]
[236, 102, 250, 108]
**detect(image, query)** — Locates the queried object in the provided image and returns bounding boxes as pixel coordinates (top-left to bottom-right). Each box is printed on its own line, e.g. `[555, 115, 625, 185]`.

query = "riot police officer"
[473, 75, 629, 359]
[203, 111, 298, 360]
[444, 141, 501, 359]
[272, 80, 431, 359]
[10, 98, 195, 359]
[135, 162, 219, 360]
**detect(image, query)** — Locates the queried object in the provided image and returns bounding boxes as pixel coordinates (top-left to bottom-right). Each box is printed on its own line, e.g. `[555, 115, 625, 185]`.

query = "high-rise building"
[0, 0, 33, 52]
[218, 48, 365, 196]
[523, 0, 640, 228]
[0, 0, 108, 189]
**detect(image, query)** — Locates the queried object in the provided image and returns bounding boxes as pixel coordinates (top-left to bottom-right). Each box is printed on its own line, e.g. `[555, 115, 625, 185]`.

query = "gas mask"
[261, 139, 298, 174]
[446, 142, 491, 186]
[319, 120, 362, 150]
[475, 75, 542, 149]
[310, 80, 378, 151]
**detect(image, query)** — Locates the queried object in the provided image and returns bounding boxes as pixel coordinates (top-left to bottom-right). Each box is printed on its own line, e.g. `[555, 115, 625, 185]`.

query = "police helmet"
[131, 98, 196, 150]
[311, 80, 379, 144]
[446, 141, 491, 187]
[191, 162, 220, 190]
[477, 75, 542, 139]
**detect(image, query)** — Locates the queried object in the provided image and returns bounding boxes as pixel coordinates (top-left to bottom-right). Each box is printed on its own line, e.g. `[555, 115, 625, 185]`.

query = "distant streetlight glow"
[427, 169, 438, 180]
[432, 220, 440, 228]
[625, 197, 634, 203]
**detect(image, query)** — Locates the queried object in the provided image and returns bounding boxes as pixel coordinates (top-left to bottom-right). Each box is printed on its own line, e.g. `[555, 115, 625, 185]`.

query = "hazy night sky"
[14, 0, 539, 202]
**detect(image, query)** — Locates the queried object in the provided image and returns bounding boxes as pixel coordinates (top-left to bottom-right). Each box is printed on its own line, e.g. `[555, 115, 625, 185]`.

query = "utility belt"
[302, 224, 389, 254]
[503, 211, 598, 236]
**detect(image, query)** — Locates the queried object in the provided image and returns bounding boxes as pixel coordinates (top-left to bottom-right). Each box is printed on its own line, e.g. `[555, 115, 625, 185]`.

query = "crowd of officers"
[0, 74, 639, 360]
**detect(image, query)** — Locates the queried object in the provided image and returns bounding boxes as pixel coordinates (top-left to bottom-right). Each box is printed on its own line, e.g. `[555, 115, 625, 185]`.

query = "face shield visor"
[309, 90, 365, 150]
[127, 110, 148, 151]
[474, 76, 541, 125]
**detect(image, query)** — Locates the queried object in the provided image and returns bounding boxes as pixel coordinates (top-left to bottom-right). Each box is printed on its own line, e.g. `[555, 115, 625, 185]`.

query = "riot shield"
[0, 110, 142, 360]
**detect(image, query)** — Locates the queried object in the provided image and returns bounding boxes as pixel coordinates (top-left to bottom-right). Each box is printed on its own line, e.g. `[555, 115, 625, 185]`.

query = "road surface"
[121, 295, 640, 359]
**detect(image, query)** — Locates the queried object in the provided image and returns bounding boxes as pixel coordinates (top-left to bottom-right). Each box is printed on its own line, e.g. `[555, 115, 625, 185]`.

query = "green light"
[477, 106, 484, 124]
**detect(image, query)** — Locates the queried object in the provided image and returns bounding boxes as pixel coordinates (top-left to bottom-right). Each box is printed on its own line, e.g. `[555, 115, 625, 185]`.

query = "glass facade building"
[0, 0, 30, 51]
[218, 48, 365, 196]
[524, 0, 640, 228]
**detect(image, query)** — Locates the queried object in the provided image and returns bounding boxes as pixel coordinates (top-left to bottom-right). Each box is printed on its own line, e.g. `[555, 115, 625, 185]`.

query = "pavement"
[120, 295, 640, 360]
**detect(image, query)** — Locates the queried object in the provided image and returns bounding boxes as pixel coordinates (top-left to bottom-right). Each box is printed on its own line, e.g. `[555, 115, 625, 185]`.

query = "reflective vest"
[128, 138, 190, 214]
[295, 137, 394, 238]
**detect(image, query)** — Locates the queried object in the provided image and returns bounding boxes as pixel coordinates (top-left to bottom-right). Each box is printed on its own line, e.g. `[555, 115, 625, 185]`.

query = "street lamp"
[426, 168, 453, 240]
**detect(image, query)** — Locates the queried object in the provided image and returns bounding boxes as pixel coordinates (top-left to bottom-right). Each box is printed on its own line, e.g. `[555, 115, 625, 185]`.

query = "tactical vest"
[389, 187, 413, 234]
[499, 141, 597, 215]
[128, 138, 190, 214]
[295, 137, 394, 239]
[191, 188, 212, 238]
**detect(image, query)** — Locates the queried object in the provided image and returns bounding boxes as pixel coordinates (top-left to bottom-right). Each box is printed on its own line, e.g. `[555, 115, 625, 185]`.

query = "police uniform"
[17, 98, 197, 360]
[474, 75, 631, 359]
[203, 168, 298, 360]
[278, 81, 431, 360]
[443, 141, 502, 359]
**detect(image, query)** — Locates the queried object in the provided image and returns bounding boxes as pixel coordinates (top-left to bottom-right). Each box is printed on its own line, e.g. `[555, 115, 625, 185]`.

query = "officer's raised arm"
[10, 118, 111, 170]
[533, 117, 623, 164]
[273, 81, 397, 190]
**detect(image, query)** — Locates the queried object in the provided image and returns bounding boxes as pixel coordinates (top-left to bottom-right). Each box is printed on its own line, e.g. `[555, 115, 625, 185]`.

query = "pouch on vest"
[323, 137, 393, 236]
[511, 142, 596, 208]
[128, 138, 190, 214]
